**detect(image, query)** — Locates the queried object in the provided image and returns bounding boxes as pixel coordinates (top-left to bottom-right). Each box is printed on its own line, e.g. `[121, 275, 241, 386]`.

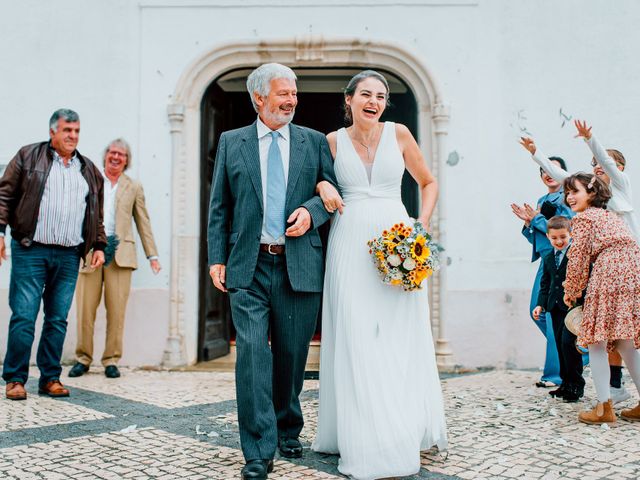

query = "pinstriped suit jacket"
[207, 122, 338, 292]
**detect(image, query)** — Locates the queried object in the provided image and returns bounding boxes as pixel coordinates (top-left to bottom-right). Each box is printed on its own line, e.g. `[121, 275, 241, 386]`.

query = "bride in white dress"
[311, 70, 448, 479]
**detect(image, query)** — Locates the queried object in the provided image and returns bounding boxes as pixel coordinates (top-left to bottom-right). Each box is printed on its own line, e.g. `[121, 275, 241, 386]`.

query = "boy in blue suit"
[512, 156, 573, 387]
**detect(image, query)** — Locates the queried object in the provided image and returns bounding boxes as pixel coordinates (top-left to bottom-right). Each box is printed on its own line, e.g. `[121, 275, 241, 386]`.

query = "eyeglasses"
[107, 150, 127, 158]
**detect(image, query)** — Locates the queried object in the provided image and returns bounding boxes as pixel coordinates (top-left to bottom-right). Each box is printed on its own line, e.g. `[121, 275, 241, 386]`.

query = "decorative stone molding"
[431, 102, 454, 370]
[166, 36, 453, 368]
[295, 35, 326, 62]
[163, 103, 188, 367]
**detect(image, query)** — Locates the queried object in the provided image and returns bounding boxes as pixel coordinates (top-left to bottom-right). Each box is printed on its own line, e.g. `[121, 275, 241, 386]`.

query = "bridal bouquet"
[367, 221, 440, 291]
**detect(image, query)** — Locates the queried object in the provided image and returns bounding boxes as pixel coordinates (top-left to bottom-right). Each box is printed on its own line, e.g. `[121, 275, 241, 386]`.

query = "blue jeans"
[2, 240, 80, 386]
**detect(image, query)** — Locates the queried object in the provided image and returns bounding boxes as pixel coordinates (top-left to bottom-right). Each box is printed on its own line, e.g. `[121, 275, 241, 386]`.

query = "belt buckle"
[267, 243, 279, 255]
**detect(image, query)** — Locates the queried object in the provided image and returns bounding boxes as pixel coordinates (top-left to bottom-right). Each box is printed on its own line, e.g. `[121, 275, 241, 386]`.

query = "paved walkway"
[1, 367, 640, 479]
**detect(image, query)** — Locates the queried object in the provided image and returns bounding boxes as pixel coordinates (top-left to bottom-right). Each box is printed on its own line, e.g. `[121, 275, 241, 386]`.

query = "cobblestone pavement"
[1, 367, 640, 479]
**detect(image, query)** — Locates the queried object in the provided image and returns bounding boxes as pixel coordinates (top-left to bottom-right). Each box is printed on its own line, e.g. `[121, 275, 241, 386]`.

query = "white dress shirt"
[102, 170, 119, 236]
[256, 116, 290, 245]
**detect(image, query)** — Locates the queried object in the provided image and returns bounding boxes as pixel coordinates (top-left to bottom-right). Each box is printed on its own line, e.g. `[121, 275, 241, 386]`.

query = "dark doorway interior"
[199, 68, 419, 362]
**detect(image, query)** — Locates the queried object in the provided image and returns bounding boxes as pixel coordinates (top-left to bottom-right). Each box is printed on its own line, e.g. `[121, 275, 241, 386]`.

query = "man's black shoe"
[549, 386, 565, 398]
[563, 387, 584, 403]
[278, 437, 303, 458]
[241, 459, 274, 479]
[105, 366, 121, 378]
[68, 362, 89, 378]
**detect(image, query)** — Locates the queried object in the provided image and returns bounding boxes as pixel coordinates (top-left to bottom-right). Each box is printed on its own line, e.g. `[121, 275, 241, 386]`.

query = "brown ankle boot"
[621, 402, 640, 422]
[578, 399, 616, 425]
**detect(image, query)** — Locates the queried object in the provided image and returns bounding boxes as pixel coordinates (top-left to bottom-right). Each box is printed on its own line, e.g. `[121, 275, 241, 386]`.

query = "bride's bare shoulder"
[326, 131, 338, 157]
[393, 122, 412, 138]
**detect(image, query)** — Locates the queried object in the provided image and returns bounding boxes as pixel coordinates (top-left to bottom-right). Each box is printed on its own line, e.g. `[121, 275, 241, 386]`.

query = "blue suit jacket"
[207, 122, 338, 292]
[522, 190, 574, 262]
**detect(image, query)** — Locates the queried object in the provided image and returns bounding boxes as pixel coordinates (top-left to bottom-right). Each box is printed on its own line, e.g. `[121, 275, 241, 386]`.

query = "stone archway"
[163, 36, 454, 369]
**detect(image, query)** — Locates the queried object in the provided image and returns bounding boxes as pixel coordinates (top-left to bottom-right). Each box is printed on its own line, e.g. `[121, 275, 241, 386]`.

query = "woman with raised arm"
[520, 121, 638, 404]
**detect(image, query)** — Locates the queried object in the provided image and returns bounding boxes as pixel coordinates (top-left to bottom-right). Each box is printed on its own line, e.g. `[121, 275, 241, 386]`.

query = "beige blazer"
[81, 173, 158, 272]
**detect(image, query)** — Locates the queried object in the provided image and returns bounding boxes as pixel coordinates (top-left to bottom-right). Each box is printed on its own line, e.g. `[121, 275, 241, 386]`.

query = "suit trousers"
[75, 262, 133, 367]
[228, 251, 320, 461]
[549, 306, 585, 390]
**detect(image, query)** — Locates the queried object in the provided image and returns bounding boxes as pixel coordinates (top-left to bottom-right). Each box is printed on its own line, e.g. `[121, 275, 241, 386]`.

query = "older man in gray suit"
[208, 63, 338, 479]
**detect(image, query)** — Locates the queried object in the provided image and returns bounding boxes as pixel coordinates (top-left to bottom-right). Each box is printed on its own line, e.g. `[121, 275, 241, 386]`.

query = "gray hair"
[343, 70, 390, 124]
[103, 138, 132, 170]
[49, 108, 80, 132]
[246, 63, 297, 113]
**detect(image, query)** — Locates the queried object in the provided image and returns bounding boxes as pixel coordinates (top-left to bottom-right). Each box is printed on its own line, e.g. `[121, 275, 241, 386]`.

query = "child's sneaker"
[611, 386, 631, 405]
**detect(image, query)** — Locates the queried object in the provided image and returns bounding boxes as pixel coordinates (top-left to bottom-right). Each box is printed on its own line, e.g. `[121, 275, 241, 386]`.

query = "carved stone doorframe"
[164, 36, 454, 370]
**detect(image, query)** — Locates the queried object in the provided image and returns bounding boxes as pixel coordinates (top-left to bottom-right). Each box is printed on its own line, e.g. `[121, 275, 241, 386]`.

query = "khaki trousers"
[75, 263, 132, 367]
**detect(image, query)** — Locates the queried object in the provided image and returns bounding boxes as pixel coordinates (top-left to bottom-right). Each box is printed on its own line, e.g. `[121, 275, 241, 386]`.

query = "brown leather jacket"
[0, 141, 106, 257]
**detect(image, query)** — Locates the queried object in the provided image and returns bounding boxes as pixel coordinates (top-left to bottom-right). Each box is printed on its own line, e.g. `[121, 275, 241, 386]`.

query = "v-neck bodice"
[335, 122, 404, 203]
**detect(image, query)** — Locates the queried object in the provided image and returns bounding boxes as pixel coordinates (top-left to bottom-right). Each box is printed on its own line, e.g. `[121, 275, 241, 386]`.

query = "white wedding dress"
[312, 122, 448, 479]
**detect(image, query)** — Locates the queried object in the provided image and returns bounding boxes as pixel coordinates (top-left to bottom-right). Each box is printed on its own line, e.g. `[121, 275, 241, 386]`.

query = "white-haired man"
[208, 63, 338, 479]
[70, 138, 160, 380]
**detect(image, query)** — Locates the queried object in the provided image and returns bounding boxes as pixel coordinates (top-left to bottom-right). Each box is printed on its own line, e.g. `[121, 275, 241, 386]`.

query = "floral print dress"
[564, 207, 640, 350]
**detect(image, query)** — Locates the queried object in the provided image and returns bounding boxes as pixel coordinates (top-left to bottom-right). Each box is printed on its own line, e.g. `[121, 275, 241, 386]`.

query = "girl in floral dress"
[563, 173, 640, 424]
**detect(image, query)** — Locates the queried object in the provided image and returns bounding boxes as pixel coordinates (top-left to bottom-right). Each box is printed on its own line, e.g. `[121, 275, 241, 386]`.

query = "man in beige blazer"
[69, 138, 160, 378]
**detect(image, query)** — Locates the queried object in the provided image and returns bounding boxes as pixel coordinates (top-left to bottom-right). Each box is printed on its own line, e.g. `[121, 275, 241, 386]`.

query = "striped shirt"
[33, 151, 89, 246]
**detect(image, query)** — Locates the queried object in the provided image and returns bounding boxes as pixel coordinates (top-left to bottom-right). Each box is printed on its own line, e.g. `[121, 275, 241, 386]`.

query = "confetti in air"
[559, 108, 573, 128]
[510, 109, 532, 136]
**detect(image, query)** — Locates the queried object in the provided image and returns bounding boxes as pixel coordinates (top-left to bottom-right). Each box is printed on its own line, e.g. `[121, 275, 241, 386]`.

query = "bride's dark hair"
[343, 70, 390, 125]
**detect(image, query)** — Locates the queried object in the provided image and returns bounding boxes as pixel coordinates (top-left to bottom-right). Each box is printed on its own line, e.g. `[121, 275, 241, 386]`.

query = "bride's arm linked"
[316, 131, 345, 214]
[397, 123, 438, 228]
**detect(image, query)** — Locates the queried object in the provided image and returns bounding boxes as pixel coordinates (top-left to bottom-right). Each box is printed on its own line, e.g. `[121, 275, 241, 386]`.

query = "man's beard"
[264, 106, 295, 126]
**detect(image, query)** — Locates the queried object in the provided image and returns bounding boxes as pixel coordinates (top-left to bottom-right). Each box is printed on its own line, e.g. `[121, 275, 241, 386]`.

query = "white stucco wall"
[0, 0, 639, 369]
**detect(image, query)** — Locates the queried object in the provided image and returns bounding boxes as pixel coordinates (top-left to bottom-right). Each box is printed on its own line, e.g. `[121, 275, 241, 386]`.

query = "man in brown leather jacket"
[0, 108, 106, 401]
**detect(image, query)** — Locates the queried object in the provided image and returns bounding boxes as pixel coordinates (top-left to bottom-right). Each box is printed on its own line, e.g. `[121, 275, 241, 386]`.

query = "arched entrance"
[198, 67, 420, 361]
[164, 38, 454, 369]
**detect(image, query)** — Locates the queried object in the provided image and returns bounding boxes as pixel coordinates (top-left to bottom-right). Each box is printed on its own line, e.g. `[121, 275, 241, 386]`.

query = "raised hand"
[523, 203, 540, 221]
[511, 203, 531, 226]
[574, 119, 592, 140]
[519, 137, 537, 155]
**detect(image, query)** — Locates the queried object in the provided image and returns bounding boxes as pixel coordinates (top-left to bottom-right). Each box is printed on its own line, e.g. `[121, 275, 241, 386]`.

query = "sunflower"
[410, 235, 430, 263]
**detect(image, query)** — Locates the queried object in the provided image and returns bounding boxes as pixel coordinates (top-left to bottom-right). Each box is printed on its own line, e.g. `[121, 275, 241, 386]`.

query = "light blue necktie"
[266, 131, 286, 239]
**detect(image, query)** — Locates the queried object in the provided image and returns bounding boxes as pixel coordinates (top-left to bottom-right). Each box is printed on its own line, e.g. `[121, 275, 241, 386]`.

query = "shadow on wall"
[448, 289, 546, 370]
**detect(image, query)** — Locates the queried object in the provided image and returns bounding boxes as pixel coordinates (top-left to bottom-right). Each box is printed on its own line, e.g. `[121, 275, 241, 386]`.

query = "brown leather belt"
[259, 243, 285, 255]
